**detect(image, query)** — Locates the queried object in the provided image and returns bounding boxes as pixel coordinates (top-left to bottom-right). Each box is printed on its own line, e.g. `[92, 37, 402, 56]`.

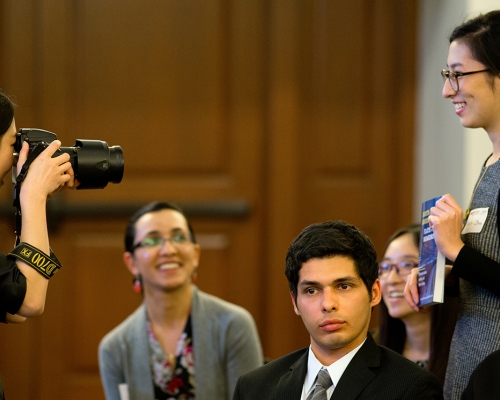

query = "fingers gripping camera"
[14, 128, 124, 189]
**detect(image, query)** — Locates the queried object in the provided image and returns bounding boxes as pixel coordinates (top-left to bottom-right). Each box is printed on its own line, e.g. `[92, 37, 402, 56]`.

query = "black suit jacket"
[232, 334, 443, 400]
[461, 349, 500, 400]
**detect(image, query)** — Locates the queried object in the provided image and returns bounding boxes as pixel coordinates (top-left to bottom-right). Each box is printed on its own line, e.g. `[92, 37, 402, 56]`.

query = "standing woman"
[0, 91, 74, 398]
[1, 90, 74, 323]
[378, 224, 457, 386]
[404, 10, 500, 400]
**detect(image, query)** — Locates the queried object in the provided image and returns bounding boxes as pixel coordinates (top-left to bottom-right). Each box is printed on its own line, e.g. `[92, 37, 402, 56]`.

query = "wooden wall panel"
[73, 1, 229, 173]
[264, 0, 417, 357]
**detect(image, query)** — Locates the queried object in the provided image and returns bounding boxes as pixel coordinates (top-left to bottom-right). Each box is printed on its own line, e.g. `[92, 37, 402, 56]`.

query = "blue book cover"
[418, 196, 445, 306]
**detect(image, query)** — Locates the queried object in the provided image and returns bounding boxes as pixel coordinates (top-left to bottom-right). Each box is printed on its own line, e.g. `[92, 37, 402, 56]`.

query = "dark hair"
[377, 223, 459, 386]
[124, 201, 196, 253]
[285, 220, 378, 302]
[0, 90, 16, 136]
[384, 223, 420, 251]
[449, 10, 500, 77]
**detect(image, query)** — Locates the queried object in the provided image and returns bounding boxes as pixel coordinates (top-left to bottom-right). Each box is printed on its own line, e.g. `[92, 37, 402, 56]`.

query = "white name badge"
[118, 384, 129, 400]
[462, 207, 489, 234]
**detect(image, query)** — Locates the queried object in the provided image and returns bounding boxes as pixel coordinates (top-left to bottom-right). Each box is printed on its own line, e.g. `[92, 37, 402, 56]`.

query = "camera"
[14, 128, 124, 189]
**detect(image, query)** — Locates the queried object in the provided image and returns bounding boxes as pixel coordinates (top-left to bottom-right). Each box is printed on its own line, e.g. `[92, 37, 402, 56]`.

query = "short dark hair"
[124, 201, 196, 253]
[285, 220, 378, 301]
[449, 10, 500, 77]
[0, 90, 16, 136]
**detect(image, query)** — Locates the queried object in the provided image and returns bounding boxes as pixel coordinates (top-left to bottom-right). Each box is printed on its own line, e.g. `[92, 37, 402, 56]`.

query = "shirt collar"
[305, 337, 366, 393]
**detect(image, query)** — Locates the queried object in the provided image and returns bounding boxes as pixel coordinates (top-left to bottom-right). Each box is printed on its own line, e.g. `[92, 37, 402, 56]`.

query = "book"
[418, 196, 445, 306]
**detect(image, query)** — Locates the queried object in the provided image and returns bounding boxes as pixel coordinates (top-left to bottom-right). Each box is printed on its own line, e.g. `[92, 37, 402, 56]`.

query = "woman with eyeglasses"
[98, 201, 263, 400]
[378, 224, 457, 387]
[404, 10, 500, 400]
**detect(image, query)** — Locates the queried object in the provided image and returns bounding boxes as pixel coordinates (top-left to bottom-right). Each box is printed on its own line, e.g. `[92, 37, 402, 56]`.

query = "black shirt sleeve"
[0, 252, 27, 323]
[451, 245, 500, 297]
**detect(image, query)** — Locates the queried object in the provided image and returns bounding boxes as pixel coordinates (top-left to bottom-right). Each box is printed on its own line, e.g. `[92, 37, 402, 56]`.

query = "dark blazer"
[232, 334, 443, 400]
[461, 349, 500, 400]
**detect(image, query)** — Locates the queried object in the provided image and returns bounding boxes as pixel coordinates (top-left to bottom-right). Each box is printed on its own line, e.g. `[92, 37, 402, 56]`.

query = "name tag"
[462, 207, 489, 234]
[118, 384, 129, 400]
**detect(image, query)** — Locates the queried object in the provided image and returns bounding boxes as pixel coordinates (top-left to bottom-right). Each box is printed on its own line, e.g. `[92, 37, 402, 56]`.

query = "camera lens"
[107, 145, 125, 184]
[61, 139, 124, 189]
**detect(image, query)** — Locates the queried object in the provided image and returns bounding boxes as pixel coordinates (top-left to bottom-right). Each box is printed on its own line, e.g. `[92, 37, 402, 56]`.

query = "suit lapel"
[329, 335, 379, 400]
[273, 350, 308, 400]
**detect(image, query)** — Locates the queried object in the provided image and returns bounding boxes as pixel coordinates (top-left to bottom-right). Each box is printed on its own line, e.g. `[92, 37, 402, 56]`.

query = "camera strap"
[10, 142, 62, 277]
[9, 242, 62, 279]
[12, 142, 47, 242]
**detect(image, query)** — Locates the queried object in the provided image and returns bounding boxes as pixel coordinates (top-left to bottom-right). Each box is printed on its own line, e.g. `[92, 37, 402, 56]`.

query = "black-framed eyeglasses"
[132, 233, 191, 251]
[378, 261, 418, 279]
[441, 69, 489, 92]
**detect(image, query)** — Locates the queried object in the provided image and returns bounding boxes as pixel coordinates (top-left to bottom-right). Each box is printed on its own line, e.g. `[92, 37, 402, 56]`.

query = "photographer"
[0, 89, 75, 325]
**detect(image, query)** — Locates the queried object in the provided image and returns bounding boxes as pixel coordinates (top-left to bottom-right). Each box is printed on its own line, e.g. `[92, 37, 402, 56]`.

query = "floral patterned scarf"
[147, 314, 195, 399]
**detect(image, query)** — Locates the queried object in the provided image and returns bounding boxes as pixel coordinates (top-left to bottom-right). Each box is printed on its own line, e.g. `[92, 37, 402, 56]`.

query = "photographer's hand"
[59, 162, 77, 191]
[17, 141, 75, 195]
[13, 140, 72, 317]
[46, 167, 78, 198]
[5, 313, 27, 324]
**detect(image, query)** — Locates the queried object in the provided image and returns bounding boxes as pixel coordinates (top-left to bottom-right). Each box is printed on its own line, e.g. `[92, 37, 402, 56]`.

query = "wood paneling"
[264, 0, 416, 357]
[0, 1, 417, 398]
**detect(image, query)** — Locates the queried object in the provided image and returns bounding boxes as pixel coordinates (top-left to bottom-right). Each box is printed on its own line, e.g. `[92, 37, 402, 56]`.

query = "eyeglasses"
[132, 233, 191, 251]
[378, 261, 418, 279]
[441, 69, 489, 92]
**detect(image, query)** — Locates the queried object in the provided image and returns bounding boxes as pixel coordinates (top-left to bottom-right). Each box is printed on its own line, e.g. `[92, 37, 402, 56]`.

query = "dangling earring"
[133, 276, 142, 294]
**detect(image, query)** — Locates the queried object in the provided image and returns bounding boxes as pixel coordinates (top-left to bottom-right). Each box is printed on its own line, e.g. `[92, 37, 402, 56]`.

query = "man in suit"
[233, 220, 443, 400]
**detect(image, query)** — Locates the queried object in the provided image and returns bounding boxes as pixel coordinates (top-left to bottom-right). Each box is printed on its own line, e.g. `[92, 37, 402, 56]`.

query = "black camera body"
[14, 128, 124, 189]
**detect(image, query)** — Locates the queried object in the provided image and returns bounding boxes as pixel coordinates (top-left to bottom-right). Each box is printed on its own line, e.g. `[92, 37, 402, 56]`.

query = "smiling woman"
[442, 41, 500, 132]
[377, 224, 458, 386]
[403, 10, 500, 400]
[98, 201, 264, 400]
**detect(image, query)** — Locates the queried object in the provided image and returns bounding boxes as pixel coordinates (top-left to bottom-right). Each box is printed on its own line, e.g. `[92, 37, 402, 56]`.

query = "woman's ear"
[123, 251, 139, 276]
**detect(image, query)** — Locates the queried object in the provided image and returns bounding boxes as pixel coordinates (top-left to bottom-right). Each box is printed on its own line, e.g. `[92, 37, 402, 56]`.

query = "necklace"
[465, 153, 499, 219]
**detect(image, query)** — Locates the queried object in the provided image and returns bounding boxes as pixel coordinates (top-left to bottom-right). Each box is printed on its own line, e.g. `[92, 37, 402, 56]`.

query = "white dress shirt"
[300, 338, 366, 400]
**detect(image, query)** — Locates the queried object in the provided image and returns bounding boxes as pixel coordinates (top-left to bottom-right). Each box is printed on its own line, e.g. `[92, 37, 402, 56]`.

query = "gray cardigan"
[98, 286, 263, 400]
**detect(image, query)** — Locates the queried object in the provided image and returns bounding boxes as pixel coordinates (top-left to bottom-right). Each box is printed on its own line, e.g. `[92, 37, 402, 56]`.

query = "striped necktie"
[306, 368, 333, 400]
